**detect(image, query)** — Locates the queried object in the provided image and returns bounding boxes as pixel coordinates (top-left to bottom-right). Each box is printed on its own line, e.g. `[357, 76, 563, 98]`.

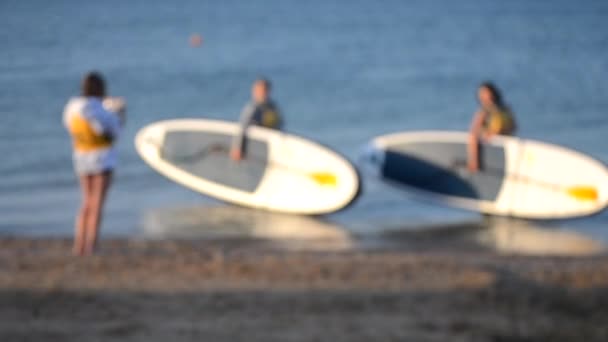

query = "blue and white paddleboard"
[364, 131, 608, 219]
[135, 119, 360, 215]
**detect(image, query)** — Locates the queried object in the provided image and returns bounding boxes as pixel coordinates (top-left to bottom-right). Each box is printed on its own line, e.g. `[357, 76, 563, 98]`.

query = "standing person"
[468, 82, 516, 172]
[230, 78, 283, 161]
[63, 72, 126, 256]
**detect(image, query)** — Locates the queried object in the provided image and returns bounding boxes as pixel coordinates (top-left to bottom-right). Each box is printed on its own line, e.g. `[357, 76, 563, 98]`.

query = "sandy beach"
[1, 237, 608, 341]
[2, 1, 608, 341]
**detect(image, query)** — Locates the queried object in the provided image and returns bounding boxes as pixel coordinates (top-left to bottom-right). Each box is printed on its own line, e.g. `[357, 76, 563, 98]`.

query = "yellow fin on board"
[567, 186, 598, 201]
[310, 172, 337, 187]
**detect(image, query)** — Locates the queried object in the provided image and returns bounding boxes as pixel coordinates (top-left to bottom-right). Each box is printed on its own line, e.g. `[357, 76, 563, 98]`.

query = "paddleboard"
[364, 131, 608, 219]
[135, 119, 360, 215]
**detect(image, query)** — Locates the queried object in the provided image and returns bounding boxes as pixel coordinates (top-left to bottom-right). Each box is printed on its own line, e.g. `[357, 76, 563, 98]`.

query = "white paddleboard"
[364, 131, 608, 219]
[135, 119, 360, 215]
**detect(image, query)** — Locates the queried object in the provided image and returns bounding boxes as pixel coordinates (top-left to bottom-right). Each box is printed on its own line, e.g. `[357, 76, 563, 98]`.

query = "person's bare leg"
[83, 171, 112, 255]
[74, 175, 93, 256]
[467, 134, 480, 172]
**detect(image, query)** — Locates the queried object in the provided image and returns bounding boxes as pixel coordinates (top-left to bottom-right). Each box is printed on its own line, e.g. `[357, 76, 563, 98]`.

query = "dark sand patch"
[1, 238, 607, 341]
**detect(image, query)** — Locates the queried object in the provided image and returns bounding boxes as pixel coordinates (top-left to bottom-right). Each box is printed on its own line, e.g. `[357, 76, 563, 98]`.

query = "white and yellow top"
[63, 97, 122, 174]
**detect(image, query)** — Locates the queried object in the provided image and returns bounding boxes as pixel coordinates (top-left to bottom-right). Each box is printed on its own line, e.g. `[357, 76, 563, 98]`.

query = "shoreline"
[2, 237, 608, 341]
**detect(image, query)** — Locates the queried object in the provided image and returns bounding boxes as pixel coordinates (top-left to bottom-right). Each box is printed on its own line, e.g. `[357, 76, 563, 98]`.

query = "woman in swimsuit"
[63, 72, 125, 256]
[468, 82, 516, 172]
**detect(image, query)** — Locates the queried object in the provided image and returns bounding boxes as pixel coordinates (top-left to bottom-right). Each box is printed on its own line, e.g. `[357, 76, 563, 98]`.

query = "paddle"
[161, 143, 338, 187]
[452, 160, 598, 202]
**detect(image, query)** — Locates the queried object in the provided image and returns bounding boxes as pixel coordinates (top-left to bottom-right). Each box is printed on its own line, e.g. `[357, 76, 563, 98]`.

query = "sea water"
[1, 0, 607, 245]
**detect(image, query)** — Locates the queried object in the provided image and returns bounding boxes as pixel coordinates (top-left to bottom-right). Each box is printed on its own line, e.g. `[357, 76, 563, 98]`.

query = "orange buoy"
[189, 34, 203, 47]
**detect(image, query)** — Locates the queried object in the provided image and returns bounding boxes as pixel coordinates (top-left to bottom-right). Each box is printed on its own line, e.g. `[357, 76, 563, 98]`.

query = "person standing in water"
[230, 78, 283, 161]
[468, 82, 516, 172]
[63, 72, 126, 256]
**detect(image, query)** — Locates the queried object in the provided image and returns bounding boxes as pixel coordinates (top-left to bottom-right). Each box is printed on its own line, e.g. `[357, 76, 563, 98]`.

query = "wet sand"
[2, 237, 608, 341]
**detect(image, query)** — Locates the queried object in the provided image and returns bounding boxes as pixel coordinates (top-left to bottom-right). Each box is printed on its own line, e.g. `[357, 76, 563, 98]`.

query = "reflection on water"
[474, 217, 604, 256]
[141, 205, 354, 251]
[140, 205, 604, 256]
[379, 217, 604, 256]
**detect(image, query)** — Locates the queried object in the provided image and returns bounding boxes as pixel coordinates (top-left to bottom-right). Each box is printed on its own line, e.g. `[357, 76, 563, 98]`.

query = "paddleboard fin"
[566, 186, 598, 201]
[311, 173, 337, 187]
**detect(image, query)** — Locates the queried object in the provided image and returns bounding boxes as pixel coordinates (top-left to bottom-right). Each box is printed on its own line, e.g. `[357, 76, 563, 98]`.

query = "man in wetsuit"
[230, 78, 283, 161]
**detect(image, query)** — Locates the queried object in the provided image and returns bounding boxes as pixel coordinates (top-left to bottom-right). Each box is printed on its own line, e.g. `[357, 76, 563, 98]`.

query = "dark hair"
[81, 71, 106, 98]
[255, 77, 272, 91]
[479, 81, 504, 107]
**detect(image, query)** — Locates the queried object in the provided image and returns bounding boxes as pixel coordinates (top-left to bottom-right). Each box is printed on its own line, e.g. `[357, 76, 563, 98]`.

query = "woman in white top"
[63, 72, 125, 256]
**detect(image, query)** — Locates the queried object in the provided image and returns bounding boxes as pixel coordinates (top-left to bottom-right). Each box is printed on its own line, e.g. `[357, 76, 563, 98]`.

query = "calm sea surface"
[1, 0, 607, 247]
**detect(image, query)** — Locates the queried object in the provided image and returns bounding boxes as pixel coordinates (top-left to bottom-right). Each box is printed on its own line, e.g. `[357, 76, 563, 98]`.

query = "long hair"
[479, 81, 504, 107]
[81, 71, 106, 98]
